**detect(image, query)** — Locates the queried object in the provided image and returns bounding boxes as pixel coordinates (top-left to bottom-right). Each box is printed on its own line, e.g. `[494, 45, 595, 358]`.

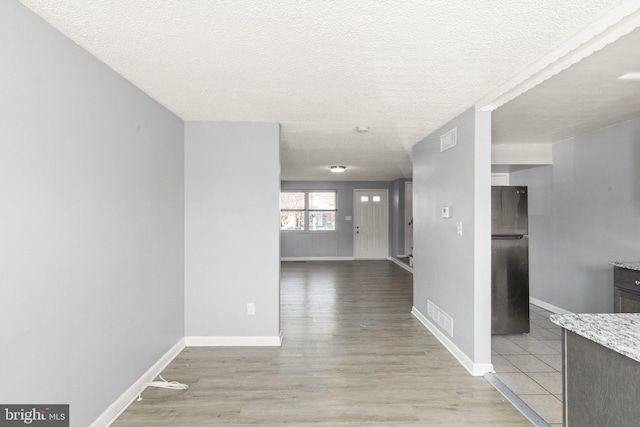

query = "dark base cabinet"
[614, 267, 640, 313]
[563, 331, 640, 426]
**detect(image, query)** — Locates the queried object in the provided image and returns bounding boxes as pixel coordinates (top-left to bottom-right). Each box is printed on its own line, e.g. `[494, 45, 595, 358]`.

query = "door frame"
[404, 181, 413, 257]
[353, 189, 389, 259]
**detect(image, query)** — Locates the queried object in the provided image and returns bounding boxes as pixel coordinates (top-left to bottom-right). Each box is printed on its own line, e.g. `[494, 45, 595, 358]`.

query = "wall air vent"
[440, 127, 457, 152]
[427, 299, 453, 337]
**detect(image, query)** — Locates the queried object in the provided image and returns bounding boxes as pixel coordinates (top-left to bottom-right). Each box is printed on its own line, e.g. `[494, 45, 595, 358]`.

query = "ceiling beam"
[477, 1, 640, 112]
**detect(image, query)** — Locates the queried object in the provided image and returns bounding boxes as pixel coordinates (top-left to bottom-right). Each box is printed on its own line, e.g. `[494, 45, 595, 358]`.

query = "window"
[280, 191, 337, 231]
[361, 195, 381, 203]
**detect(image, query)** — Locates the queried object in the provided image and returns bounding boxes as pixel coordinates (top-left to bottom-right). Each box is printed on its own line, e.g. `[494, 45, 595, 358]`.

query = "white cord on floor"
[137, 375, 188, 401]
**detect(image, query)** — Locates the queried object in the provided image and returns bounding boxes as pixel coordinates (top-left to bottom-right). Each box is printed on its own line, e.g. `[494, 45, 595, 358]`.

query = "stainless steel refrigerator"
[491, 186, 530, 335]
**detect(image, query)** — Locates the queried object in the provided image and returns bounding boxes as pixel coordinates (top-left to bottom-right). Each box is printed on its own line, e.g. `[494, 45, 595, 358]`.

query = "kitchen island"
[550, 313, 640, 426]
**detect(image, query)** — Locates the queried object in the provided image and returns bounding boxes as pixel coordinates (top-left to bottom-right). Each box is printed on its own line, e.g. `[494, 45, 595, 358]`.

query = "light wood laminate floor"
[114, 260, 529, 426]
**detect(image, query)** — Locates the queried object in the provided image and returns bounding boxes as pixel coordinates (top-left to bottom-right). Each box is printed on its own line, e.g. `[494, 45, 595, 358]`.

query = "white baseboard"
[411, 307, 493, 377]
[388, 257, 413, 273]
[91, 338, 186, 427]
[530, 297, 572, 314]
[281, 256, 355, 261]
[185, 334, 283, 347]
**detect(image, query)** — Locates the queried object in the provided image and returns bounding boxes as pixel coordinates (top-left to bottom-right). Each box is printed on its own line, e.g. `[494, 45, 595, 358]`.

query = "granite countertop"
[550, 313, 640, 362]
[610, 261, 640, 271]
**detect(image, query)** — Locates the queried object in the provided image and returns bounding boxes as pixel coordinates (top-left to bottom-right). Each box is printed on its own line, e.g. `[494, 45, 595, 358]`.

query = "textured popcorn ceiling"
[18, 0, 637, 180]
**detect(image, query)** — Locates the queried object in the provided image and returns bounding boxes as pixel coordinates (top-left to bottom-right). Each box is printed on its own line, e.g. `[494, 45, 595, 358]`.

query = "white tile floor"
[492, 304, 563, 426]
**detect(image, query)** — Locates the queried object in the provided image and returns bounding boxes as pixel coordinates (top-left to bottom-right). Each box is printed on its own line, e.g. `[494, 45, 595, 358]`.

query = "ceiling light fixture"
[617, 72, 640, 80]
[329, 165, 347, 173]
[356, 126, 369, 133]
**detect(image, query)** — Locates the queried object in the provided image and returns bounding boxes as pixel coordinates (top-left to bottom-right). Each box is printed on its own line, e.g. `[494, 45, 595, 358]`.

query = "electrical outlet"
[247, 303, 255, 315]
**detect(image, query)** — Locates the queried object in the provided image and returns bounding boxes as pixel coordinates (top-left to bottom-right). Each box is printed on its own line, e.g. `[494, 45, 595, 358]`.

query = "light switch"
[441, 206, 451, 218]
[345, 216, 352, 221]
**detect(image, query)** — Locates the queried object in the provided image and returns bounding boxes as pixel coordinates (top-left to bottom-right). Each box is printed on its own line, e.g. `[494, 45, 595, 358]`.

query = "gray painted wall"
[413, 107, 492, 365]
[185, 122, 281, 337]
[510, 117, 640, 313]
[0, 2, 185, 425]
[281, 180, 410, 258]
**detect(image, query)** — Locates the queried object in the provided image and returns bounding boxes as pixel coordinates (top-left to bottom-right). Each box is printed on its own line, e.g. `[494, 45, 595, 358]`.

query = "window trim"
[280, 190, 337, 232]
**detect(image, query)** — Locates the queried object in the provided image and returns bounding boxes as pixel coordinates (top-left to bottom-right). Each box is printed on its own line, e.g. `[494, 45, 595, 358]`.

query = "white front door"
[354, 189, 388, 259]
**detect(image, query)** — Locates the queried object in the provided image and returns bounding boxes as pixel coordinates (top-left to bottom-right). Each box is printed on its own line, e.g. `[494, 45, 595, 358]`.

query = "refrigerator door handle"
[492, 235, 525, 240]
